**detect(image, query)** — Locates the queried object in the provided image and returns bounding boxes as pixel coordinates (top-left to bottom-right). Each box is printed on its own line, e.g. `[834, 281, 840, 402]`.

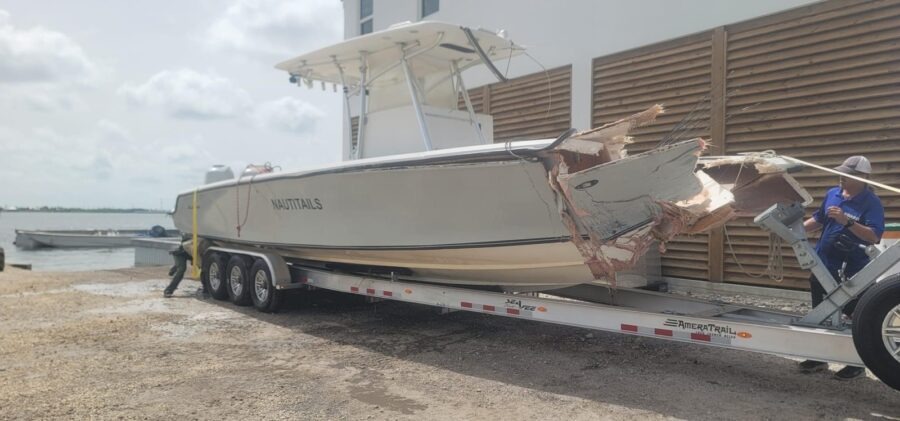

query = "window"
[421, 0, 439, 18]
[360, 0, 373, 34]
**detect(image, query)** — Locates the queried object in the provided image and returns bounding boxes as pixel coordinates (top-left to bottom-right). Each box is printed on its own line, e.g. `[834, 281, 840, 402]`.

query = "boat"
[14, 226, 179, 250]
[172, 21, 811, 289]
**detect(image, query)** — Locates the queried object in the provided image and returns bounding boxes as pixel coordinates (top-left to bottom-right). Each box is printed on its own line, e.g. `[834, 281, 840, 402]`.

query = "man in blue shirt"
[798, 156, 885, 380]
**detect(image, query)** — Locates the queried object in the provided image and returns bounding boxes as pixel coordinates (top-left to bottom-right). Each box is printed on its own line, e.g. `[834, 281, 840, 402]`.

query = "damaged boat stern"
[543, 105, 811, 287]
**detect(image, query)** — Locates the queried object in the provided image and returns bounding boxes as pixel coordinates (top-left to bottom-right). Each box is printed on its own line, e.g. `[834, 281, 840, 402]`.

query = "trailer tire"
[852, 273, 900, 391]
[226, 255, 252, 306]
[250, 259, 284, 313]
[203, 252, 229, 300]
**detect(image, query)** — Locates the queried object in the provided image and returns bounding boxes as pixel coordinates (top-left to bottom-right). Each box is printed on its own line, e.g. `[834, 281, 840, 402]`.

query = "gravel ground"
[669, 289, 813, 314]
[0, 266, 898, 420]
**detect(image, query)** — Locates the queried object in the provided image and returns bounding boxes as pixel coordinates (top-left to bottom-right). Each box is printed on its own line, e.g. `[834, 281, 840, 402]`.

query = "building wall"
[341, 0, 816, 147]
[590, 0, 900, 289]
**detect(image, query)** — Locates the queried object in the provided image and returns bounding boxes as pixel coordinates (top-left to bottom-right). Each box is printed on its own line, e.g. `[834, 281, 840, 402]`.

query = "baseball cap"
[834, 155, 872, 175]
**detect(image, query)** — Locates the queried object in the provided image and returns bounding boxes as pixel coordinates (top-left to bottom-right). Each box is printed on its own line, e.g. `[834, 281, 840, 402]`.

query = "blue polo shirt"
[813, 186, 885, 276]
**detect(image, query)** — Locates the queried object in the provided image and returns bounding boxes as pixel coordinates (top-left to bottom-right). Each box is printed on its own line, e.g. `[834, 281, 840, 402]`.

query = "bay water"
[0, 212, 174, 271]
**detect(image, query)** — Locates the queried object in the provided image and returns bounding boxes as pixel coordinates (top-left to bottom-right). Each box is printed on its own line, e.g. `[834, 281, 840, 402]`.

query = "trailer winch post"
[754, 202, 900, 328]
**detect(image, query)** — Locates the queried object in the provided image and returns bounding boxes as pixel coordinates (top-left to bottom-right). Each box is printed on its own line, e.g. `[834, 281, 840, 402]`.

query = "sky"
[0, 0, 345, 209]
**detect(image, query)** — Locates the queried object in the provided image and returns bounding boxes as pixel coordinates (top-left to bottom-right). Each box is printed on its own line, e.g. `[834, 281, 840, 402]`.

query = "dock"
[132, 237, 180, 267]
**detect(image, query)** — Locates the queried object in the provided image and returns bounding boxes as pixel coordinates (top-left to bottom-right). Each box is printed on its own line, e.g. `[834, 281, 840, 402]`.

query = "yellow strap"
[191, 189, 200, 278]
[782, 156, 900, 195]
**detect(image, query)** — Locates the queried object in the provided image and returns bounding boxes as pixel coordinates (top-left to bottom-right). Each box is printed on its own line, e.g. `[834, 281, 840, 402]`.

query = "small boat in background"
[14, 226, 179, 250]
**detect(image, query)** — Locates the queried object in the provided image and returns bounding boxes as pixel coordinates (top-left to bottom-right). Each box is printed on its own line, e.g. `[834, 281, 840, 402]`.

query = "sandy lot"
[0, 266, 898, 420]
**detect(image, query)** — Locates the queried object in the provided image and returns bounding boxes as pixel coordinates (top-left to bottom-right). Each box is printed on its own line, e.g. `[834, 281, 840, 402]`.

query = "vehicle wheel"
[250, 259, 284, 313]
[202, 252, 229, 300]
[226, 255, 252, 306]
[852, 273, 900, 391]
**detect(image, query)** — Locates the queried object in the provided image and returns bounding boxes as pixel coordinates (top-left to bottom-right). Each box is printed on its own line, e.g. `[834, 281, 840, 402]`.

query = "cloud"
[118, 69, 326, 134]
[97, 119, 130, 142]
[161, 143, 205, 165]
[119, 69, 253, 119]
[18, 87, 87, 111]
[0, 122, 215, 207]
[252, 96, 323, 133]
[0, 9, 98, 83]
[206, 0, 342, 57]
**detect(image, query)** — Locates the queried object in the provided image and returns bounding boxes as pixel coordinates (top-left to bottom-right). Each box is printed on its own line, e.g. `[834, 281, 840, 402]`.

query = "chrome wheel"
[230, 266, 243, 296]
[209, 261, 222, 291]
[884, 304, 900, 364]
[254, 270, 269, 303]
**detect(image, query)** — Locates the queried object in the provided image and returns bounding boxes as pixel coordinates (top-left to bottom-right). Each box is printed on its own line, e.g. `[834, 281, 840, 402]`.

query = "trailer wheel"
[852, 273, 900, 391]
[203, 252, 229, 300]
[226, 255, 252, 306]
[250, 259, 284, 313]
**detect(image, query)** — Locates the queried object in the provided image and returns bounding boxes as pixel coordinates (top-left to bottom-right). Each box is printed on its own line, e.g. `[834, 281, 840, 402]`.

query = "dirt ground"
[0, 266, 898, 420]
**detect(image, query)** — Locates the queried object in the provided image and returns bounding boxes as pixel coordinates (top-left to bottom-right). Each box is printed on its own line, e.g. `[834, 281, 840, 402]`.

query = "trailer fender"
[206, 246, 292, 289]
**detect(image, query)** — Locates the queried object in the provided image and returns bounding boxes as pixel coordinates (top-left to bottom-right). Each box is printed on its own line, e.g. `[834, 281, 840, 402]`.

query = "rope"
[234, 162, 277, 237]
[720, 156, 785, 282]
[781, 156, 900, 195]
[724, 225, 784, 282]
[235, 173, 256, 238]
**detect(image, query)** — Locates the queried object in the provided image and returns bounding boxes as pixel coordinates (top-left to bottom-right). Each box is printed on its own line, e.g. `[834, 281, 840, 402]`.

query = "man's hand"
[827, 206, 849, 225]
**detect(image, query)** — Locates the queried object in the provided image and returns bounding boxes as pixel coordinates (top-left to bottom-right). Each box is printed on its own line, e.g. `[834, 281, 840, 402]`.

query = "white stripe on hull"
[266, 240, 598, 287]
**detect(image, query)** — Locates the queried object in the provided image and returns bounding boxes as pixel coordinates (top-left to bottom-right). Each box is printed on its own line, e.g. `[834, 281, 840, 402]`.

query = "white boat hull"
[174, 155, 598, 286]
[14, 229, 178, 250]
[176, 158, 566, 249]
[173, 134, 810, 289]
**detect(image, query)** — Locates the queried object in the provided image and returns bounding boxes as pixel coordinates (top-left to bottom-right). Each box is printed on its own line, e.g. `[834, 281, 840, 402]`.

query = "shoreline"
[1, 210, 169, 214]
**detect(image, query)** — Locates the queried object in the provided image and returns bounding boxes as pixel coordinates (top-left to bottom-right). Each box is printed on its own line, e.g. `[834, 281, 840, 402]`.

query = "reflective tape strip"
[348, 286, 393, 297]
[621, 323, 731, 345]
[458, 302, 532, 317]
[655, 328, 673, 337]
[691, 333, 711, 342]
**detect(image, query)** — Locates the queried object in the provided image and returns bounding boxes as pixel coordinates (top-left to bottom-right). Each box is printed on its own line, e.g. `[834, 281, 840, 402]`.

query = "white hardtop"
[275, 21, 523, 88]
[275, 21, 526, 161]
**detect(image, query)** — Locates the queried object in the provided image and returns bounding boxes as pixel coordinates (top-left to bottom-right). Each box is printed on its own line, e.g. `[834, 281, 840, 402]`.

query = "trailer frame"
[198, 201, 900, 391]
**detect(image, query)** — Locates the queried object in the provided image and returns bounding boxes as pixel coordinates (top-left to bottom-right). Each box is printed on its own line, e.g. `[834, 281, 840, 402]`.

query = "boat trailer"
[199, 201, 900, 392]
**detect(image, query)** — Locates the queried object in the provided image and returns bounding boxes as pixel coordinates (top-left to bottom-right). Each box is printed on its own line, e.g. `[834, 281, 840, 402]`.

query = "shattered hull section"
[700, 154, 813, 215]
[542, 105, 808, 288]
[547, 139, 723, 288]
